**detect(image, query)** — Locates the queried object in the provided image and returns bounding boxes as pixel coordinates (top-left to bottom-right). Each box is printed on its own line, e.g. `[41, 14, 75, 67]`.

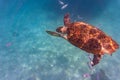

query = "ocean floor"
[0, 0, 120, 80]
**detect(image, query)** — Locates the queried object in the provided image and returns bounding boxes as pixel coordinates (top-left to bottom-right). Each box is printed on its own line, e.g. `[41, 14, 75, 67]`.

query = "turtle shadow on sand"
[90, 69, 110, 80]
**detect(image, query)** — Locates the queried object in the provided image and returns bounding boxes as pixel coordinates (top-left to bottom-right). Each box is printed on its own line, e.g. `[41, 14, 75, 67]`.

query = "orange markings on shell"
[67, 22, 119, 55]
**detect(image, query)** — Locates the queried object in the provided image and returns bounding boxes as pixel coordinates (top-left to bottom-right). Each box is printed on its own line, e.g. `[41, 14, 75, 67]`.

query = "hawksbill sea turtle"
[46, 14, 119, 66]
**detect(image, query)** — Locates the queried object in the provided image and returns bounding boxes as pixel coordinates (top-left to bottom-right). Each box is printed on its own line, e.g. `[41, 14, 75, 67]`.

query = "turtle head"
[56, 26, 67, 34]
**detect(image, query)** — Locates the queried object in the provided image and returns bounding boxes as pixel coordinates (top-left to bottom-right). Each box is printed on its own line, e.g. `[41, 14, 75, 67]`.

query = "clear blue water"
[0, 0, 120, 80]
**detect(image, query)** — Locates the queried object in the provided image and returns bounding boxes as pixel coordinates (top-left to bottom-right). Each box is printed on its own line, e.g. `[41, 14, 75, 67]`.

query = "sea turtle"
[46, 14, 119, 66]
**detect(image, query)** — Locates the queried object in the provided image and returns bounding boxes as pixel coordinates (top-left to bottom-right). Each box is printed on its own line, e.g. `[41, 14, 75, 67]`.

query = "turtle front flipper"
[91, 54, 102, 66]
[64, 13, 71, 26]
[46, 30, 68, 40]
[46, 30, 61, 37]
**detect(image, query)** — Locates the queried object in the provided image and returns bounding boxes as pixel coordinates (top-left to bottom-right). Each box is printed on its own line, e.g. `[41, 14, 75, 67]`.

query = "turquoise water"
[0, 0, 120, 80]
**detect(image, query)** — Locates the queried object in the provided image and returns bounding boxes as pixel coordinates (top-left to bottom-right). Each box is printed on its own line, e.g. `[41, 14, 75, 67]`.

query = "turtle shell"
[67, 22, 119, 55]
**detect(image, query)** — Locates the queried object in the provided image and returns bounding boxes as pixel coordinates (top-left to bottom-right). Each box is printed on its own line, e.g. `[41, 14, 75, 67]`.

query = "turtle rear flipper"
[91, 54, 102, 66]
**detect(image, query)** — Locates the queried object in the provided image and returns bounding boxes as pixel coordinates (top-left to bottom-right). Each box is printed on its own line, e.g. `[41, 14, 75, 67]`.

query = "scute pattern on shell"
[67, 22, 119, 55]
[82, 38, 101, 54]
